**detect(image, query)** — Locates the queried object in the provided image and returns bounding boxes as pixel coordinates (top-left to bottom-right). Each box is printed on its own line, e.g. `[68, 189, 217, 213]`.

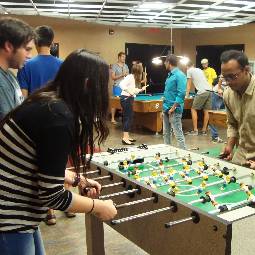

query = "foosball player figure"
[151, 170, 158, 177]
[182, 157, 187, 165]
[201, 172, 209, 181]
[164, 176, 169, 183]
[221, 175, 231, 190]
[213, 168, 224, 178]
[155, 153, 161, 164]
[123, 160, 129, 170]
[184, 175, 192, 184]
[168, 185, 179, 196]
[197, 181, 207, 194]
[198, 161, 204, 168]
[240, 183, 255, 201]
[133, 165, 139, 174]
[179, 170, 186, 178]
[130, 153, 136, 163]
[205, 191, 218, 207]
[159, 160, 164, 173]
[186, 154, 192, 165]
[134, 173, 140, 180]
[183, 165, 191, 175]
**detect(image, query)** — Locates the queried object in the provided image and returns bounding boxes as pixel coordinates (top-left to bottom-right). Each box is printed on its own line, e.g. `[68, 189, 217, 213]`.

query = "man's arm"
[174, 74, 187, 106]
[17, 66, 29, 97]
[185, 78, 192, 98]
[0, 86, 14, 120]
[111, 65, 127, 81]
[212, 68, 217, 80]
[111, 71, 124, 81]
[220, 93, 239, 160]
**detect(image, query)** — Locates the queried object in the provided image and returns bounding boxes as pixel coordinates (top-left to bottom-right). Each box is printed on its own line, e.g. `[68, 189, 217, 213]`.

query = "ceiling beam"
[29, 0, 39, 15]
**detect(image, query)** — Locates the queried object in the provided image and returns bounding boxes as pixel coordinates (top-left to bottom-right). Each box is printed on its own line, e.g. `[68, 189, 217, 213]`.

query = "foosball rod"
[91, 174, 113, 181]
[99, 188, 140, 199]
[138, 159, 202, 175]
[101, 182, 125, 189]
[209, 198, 255, 215]
[159, 169, 212, 190]
[111, 204, 176, 225]
[174, 177, 236, 196]
[189, 188, 241, 205]
[115, 196, 156, 209]
[165, 212, 200, 228]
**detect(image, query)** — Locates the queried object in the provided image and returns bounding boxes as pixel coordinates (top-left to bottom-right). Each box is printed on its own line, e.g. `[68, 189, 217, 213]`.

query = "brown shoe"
[44, 213, 56, 225]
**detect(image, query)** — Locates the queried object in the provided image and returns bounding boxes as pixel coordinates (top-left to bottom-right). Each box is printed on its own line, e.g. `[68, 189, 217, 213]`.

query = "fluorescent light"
[178, 56, 189, 65]
[138, 2, 173, 11]
[190, 12, 222, 20]
[152, 57, 163, 65]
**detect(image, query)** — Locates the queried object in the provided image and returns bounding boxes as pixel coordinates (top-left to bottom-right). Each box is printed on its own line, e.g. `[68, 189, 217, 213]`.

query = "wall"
[4, 14, 255, 67]
[5, 15, 183, 65]
[182, 23, 255, 63]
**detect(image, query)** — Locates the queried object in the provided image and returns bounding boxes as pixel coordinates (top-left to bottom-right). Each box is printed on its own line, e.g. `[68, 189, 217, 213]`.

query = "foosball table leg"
[85, 214, 105, 255]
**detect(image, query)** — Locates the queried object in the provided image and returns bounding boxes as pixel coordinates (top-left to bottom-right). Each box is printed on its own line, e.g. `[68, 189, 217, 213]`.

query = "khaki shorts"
[192, 92, 212, 110]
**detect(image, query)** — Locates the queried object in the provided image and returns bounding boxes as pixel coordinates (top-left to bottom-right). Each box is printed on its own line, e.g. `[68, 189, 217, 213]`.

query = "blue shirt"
[17, 55, 63, 94]
[163, 67, 187, 114]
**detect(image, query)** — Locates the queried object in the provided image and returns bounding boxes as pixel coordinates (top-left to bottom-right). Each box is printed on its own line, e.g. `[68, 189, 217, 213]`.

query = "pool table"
[110, 93, 195, 133]
[208, 110, 227, 128]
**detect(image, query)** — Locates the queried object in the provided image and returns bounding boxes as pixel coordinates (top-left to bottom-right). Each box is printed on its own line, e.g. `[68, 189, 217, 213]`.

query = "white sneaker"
[212, 137, 224, 143]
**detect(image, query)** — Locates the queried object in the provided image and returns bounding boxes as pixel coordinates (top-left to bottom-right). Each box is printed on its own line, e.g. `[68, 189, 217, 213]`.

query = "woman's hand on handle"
[92, 199, 117, 221]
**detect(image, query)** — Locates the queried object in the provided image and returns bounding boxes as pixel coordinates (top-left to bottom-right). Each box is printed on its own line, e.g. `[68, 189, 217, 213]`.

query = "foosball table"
[85, 144, 255, 255]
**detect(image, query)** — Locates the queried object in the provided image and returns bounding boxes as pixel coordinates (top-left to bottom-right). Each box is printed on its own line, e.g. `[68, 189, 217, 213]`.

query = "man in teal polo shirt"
[163, 54, 187, 149]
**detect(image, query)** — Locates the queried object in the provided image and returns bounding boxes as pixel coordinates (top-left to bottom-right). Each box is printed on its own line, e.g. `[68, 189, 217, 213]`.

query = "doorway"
[125, 43, 173, 93]
[196, 44, 245, 75]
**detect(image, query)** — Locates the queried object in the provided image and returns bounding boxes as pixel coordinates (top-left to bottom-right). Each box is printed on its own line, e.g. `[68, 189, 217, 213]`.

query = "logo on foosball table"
[155, 103, 160, 109]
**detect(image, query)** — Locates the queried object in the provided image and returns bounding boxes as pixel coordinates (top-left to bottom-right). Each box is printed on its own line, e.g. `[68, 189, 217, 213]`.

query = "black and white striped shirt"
[0, 100, 74, 233]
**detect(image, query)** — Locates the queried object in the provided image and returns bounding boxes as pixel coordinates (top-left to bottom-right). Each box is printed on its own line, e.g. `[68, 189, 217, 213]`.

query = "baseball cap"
[201, 58, 208, 64]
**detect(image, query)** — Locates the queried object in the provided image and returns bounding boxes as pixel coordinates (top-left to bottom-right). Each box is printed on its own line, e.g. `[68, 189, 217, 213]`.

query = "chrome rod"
[99, 189, 138, 199]
[101, 182, 124, 189]
[165, 216, 193, 228]
[116, 197, 155, 209]
[111, 206, 172, 225]
[92, 175, 112, 181]
[165, 212, 199, 228]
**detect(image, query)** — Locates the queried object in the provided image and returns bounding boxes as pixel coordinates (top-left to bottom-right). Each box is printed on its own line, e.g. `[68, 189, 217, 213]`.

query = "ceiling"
[1, 0, 255, 28]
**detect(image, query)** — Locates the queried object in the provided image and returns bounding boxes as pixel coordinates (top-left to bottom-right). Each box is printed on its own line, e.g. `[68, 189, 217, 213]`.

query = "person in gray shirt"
[0, 17, 34, 120]
[111, 51, 129, 124]
[185, 61, 212, 135]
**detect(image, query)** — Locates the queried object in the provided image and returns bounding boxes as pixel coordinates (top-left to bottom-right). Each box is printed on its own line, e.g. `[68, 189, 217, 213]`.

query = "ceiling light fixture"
[138, 2, 174, 11]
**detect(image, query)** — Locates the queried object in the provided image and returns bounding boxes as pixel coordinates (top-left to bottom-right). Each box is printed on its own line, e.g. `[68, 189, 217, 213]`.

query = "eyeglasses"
[222, 70, 243, 82]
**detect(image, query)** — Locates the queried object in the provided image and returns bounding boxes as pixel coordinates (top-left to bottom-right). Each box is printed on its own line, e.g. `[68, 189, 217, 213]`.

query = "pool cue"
[144, 66, 147, 94]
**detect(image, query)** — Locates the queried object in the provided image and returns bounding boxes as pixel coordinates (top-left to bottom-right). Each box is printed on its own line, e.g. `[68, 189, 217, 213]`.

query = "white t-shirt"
[187, 67, 211, 94]
[119, 74, 140, 97]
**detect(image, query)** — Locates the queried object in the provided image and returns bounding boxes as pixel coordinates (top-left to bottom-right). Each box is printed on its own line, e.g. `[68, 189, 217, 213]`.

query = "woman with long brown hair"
[119, 63, 147, 145]
[0, 49, 117, 255]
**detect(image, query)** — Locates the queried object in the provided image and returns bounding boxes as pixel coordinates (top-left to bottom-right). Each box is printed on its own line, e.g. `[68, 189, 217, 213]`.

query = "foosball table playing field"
[84, 144, 255, 255]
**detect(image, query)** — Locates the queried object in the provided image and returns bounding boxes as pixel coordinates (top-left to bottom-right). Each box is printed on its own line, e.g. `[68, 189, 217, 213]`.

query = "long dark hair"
[131, 63, 143, 85]
[0, 49, 109, 174]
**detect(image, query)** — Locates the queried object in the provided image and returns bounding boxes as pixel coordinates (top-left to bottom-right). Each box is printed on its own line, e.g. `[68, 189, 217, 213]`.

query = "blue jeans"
[0, 228, 45, 255]
[209, 93, 225, 139]
[163, 111, 186, 149]
[120, 96, 134, 132]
